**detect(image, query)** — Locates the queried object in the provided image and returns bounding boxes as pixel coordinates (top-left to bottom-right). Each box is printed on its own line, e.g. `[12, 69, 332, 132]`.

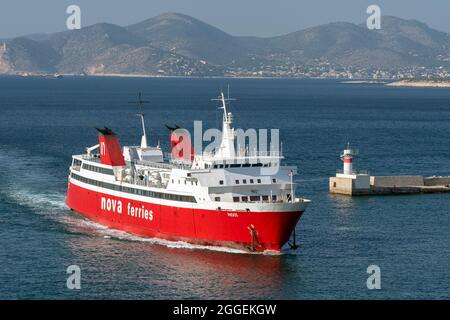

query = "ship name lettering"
[127, 202, 154, 221]
[100, 197, 122, 214]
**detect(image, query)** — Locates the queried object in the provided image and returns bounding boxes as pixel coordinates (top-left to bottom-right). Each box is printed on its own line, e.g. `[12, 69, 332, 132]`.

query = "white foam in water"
[66, 216, 254, 254]
[7, 186, 67, 212]
[78, 216, 289, 255]
[0, 152, 67, 214]
[0, 147, 287, 255]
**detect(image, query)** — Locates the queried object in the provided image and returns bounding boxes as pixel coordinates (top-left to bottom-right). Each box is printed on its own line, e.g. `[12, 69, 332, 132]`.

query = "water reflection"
[63, 227, 302, 299]
[328, 193, 359, 207]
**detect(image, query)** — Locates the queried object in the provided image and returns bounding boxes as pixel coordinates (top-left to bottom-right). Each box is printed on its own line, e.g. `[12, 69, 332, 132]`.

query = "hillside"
[1, 13, 449, 78]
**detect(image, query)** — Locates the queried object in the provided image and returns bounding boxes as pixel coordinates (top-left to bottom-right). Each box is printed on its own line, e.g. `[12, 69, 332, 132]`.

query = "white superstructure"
[69, 91, 309, 213]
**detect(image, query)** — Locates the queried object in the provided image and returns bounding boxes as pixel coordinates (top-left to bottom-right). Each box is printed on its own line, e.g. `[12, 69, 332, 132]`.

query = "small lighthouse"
[330, 143, 370, 195]
[340, 143, 357, 175]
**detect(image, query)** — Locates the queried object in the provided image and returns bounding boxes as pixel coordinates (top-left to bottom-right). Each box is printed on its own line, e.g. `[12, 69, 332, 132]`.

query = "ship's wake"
[68, 215, 286, 255]
[0, 148, 78, 225]
[81, 221, 252, 254]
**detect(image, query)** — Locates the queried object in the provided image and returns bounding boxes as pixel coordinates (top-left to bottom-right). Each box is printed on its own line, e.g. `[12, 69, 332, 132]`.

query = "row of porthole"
[171, 179, 199, 186]
[219, 178, 277, 185]
[209, 163, 271, 169]
[213, 195, 279, 202]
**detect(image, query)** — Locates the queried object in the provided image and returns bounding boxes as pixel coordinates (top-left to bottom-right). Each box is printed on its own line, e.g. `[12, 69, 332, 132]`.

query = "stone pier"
[329, 175, 450, 196]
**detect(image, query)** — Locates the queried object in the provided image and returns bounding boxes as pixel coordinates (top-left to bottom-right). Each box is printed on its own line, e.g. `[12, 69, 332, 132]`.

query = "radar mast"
[129, 92, 150, 148]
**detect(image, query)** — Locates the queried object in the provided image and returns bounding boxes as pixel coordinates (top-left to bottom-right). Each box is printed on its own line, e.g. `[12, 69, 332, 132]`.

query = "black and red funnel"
[95, 127, 126, 167]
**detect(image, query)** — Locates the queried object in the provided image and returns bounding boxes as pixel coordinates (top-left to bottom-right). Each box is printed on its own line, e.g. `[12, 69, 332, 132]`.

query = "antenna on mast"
[211, 88, 235, 123]
[129, 92, 150, 148]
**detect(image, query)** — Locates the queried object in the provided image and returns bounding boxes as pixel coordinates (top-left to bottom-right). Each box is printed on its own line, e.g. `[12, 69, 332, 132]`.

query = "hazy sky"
[1, 0, 450, 38]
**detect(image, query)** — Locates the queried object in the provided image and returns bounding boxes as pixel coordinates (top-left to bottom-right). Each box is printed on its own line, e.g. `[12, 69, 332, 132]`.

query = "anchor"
[247, 224, 258, 252]
[288, 228, 299, 250]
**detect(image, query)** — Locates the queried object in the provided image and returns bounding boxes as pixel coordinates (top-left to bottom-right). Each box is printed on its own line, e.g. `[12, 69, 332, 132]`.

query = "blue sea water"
[0, 76, 449, 299]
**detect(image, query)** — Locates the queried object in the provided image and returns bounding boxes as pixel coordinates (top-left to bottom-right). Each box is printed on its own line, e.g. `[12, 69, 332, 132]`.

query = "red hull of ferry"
[66, 182, 303, 252]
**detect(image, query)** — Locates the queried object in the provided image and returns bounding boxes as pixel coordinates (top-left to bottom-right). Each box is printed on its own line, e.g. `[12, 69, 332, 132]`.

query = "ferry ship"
[66, 91, 310, 252]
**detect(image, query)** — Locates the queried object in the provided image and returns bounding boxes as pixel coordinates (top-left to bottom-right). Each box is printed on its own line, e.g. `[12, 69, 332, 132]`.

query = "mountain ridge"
[1, 12, 449, 78]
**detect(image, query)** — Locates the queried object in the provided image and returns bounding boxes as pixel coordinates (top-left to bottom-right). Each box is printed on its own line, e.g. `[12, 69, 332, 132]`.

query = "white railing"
[135, 159, 192, 170]
[81, 154, 100, 162]
[336, 169, 369, 175]
[202, 150, 282, 159]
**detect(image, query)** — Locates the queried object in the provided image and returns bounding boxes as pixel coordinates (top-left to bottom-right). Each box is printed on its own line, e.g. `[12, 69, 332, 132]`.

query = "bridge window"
[214, 197, 221, 202]
[257, 179, 261, 183]
[242, 179, 247, 184]
[233, 197, 240, 202]
[272, 178, 277, 183]
[272, 195, 277, 201]
[262, 195, 269, 201]
[219, 180, 224, 185]
[235, 180, 239, 184]
[241, 196, 248, 202]
[250, 196, 260, 202]
[250, 179, 254, 184]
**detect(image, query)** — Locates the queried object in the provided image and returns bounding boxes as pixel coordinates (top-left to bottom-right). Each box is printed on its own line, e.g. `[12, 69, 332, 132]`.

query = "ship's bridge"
[189, 90, 283, 171]
[183, 91, 297, 204]
[193, 150, 283, 170]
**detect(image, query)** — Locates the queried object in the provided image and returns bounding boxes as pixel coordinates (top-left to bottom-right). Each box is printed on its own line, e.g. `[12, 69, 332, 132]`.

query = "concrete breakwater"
[330, 144, 450, 196]
[329, 175, 450, 196]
